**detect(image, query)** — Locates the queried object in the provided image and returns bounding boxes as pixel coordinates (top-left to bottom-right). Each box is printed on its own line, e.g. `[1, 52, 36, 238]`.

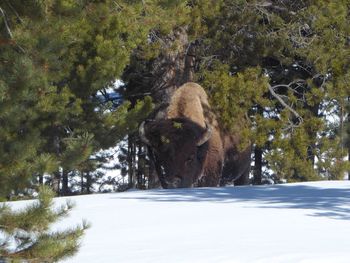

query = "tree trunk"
[86, 171, 91, 194]
[52, 135, 61, 195]
[348, 150, 350, 180]
[146, 26, 197, 127]
[348, 105, 350, 180]
[52, 171, 61, 195]
[38, 174, 44, 185]
[124, 26, 197, 189]
[137, 144, 147, 189]
[306, 103, 320, 167]
[144, 27, 197, 187]
[61, 169, 69, 196]
[80, 171, 84, 194]
[128, 136, 136, 188]
[254, 146, 263, 185]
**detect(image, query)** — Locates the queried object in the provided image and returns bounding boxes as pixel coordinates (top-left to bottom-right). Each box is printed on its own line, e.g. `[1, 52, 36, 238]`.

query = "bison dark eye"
[186, 156, 194, 164]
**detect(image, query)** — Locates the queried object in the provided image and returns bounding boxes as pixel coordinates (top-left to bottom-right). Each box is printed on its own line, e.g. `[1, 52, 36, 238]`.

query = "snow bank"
[8, 181, 350, 262]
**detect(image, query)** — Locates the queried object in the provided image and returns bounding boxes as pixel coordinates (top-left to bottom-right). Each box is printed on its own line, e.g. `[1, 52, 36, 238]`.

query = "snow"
[7, 181, 350, 262]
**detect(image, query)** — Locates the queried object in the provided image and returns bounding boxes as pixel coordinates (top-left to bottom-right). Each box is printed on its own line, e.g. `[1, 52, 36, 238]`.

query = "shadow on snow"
[115, 183, 350, 220]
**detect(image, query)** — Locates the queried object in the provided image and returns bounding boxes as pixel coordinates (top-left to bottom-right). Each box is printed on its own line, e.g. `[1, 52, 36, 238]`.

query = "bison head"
[139, 118, 212, 188]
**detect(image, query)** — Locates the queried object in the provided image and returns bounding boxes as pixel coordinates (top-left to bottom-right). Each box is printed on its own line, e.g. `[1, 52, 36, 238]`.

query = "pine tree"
[1, 0, 349, 195]
[0, 186, 88, 262]
[0, 0, 155, 197]
[124, 0, 350, 184]
[191, 0, 350, 182]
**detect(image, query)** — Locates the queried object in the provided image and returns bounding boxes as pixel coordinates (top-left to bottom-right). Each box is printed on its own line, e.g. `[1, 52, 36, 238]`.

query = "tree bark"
[38, 174, 43, 185]
[61, 169, 69, 196]
[306, 104, 320, 167]
[80, 171, 84, 194]
[127, 26, 197, 188]
[254, 146, 263, 185]
[150, 26, 197, 108]
[86, 171, 91, 194]
[52, 171, 61, 195]
[128, 136, 137, 188]
[136, 143, 144, 189]
[348, 98, 350, 180]
[348, 151, 350, 180]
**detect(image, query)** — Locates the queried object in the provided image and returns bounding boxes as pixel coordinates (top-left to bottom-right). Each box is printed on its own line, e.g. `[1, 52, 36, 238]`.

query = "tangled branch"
[0, 7, 13, 38]
[0, 6, 25, 53]
[268, 83, 303, 128]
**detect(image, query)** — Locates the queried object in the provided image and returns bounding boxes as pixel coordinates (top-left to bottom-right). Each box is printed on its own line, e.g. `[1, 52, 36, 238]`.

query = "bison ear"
[196, 123, 212, 146]
[139, 121, 152, 146]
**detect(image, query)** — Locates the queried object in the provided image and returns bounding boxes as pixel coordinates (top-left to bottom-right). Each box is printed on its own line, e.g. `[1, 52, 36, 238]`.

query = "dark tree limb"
[268, 83, 303, 125]
[0, 6, 25, 53]
[5, 0, 23, 23]
[0, 7, 13, 38]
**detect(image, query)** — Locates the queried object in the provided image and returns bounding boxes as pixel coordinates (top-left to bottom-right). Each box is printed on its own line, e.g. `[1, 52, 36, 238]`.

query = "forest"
[0, 0, 349, 261]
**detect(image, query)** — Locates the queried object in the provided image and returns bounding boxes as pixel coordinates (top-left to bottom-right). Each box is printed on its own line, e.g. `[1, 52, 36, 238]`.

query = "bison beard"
[139, 82, 251, 188]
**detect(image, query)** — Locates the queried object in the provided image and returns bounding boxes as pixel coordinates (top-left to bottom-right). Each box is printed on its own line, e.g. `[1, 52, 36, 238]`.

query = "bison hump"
[167, 82, 210, 129]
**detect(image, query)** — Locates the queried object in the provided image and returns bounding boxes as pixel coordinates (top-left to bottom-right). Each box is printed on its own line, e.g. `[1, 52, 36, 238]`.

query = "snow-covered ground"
[9, 181, 350, 262]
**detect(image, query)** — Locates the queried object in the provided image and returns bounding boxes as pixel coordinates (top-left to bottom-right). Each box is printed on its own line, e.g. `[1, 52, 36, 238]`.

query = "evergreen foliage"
[0, 0, 349, 196]
[191, 0, 350, 182]
[123, 0, 350, 184]
[0, 0, 154, 198]
[0, 186, 88, 262]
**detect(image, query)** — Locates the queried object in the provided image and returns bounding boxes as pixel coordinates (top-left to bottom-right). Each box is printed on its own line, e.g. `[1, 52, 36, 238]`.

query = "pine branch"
[268, 83, 303, 124]
[0, 187, 89, 262]
[0, 6, 25, 53]
[5, 0, 23, 23]
[0, 6, 13, 38]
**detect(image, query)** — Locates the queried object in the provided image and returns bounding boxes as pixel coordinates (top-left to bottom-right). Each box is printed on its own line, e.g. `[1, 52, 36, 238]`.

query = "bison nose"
[164, 176, 182, 189]
[172, 177, 182, 188]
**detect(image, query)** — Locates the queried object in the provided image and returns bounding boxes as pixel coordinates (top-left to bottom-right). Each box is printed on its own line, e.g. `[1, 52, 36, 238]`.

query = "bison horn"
[197, 123, 212, 146]
[139, 121, 152, 146]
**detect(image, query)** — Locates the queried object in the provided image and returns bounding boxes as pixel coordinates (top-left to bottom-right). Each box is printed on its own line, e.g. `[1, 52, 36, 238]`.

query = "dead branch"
[0, 6, 25, 53]
[5, 0, 23, 23]
[0, 7, 13, 38]
[268, 84, 303, 125]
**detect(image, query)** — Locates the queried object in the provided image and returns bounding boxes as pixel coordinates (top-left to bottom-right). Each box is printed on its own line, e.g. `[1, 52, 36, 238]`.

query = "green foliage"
[1, 0, 349, 195]
[0, 51, 48, 197]
[61, 133, 95, 170]
[193, 0, 350, 182]
[0, 0, 155, 197]
[0, 186, 89, 262]
[33, 154, 59, 177]
[200, 62, 269, 149]
[118, 0, 350, 183]
[173, 121, 183, 129]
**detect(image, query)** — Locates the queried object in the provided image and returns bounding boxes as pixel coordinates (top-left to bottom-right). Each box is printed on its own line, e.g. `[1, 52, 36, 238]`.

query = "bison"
[139, 82, 251, 188]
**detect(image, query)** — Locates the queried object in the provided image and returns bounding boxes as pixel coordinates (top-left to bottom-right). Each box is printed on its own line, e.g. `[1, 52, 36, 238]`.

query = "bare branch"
[0, 6, 25, 53]
[268, 84, 303, 124]
[255, 1, 297, 15]
[5, 0, 23, 23]
[0, 7, 13, 38]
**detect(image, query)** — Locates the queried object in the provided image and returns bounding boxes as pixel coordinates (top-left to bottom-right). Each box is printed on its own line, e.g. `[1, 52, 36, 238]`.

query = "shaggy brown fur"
[143, 118, 211, 188]
[142, 82, 251, 188]
[167, 82, 224, 186]
[167, 82, 210, 128]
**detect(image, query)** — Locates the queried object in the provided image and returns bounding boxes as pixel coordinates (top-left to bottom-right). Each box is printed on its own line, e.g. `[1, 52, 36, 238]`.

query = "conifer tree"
[125, 0, 350, 184]
[0, 0, 154, 197]
[191, 0, 350, 182]
[0, 186, 88, 262]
